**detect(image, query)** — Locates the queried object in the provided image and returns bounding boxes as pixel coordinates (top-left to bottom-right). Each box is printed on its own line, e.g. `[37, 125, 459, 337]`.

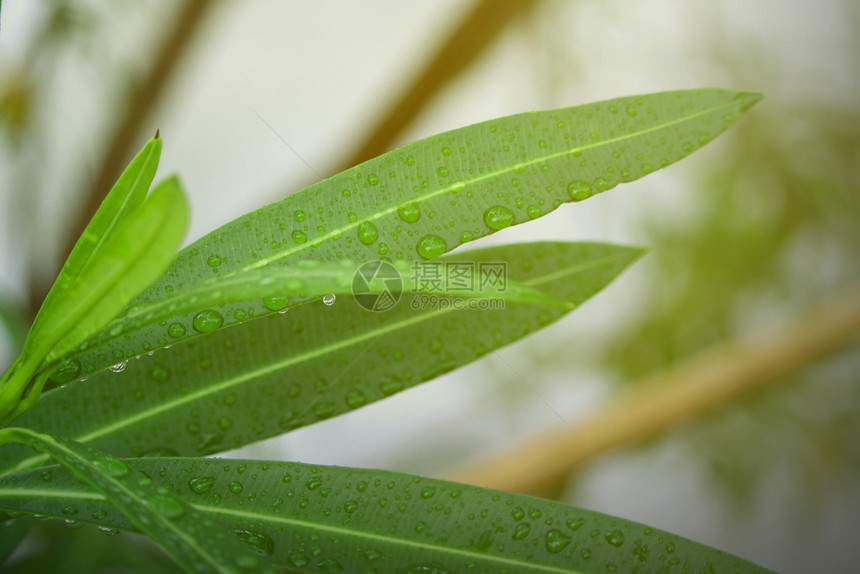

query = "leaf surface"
[0, 242, 641, 473]
[67, 90, 762, 379]
[0, 457, 774, 573]
[0, 429, 274, 574]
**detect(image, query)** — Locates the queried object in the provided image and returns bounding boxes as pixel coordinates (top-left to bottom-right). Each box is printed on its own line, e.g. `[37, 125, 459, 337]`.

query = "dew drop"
[148, 494, 185, 519]
[451, 181, 466, 192]
[527, 205, 541, 219]
[345, 390, 367, 409]
[109, 361, 127, 373]
[167, 322, 186, 338]
[50, 359, 81, 384]
[291, 230, 308, 244]
[605, 530, 625, 547]
[483, 205, 515, 231]
[263, 295, 288, 311]
[512, 523, 531, 540]
[294, 210, 306, 222]
[545, 529, 572, 553]
[207, 255, 222, 267]
[379, 376, 404, 396]
[459, 231, 473, 244]
[593, 177, 611, 192]
[323, 294, 336, 306]
[437, 167, 448, 177]
[289, 554, 309, 568]
[188, 476, 216, 494]
[367, 174, 379, 186]
[511, 507, 525, 521]
[358, 221, 378, 245]
[416, 234, 447, 259]
[233, 528, 275, 556]
[420, 486, 436, 499]
[318, 559, 344, 572]
[149, 366, 168, 383]
[625, 104, 637, 117]
[398, 203, 420, 223]
[567, 180, 592, 201]
[193, 310, 223, 333]
[229, 481, 243, 493]
[61, 506, 78, 515]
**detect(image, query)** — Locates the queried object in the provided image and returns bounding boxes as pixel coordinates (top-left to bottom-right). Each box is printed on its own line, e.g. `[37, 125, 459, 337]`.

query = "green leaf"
[0, 457, 774, 573]
[26, 136, 162, 364]
[0, 137, 187, 426]
[74, 259, 567, 357]
[0, 428, 275, 574]
[0, 242, 641, 474]
[66, 89, 762, 380]
[40, 176, 189, 365]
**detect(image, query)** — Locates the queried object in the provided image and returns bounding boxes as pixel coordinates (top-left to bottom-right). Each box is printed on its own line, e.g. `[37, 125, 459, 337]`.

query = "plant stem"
[450, 285, 860, 496]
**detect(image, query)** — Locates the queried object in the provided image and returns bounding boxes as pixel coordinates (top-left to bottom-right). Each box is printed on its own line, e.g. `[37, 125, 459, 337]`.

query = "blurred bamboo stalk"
[450, 284, 860, 497]
[29, 0, 219, 317]
[335, 0, 540, 173]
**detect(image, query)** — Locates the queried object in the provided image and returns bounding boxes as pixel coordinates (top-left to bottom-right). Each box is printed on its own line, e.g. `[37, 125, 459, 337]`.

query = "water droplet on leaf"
[188, 476, 216, 494]
[167, 322, 186, 338]
[567, 180, 592, 201]
[358, 221, 378, 245]
[416, 235, 446, 259]
[483, 205, 515, 230]
[233, 528, 275, 556]
[193, 310, 223, 333]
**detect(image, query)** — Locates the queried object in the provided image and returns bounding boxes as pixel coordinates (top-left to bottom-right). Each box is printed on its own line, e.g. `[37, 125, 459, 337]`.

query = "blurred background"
[1, 0, 859, 572]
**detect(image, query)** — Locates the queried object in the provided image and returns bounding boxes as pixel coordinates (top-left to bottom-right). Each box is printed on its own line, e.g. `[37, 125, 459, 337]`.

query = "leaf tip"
[154, 129, 160, 139]
[734, 91, 765, 113]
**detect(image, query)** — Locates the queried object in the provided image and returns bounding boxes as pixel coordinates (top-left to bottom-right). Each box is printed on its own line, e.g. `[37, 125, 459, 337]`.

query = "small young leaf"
[0, 428, 276, 574]
[25, 136, 162, 361]
[0, 457, 774, 573]
[0, 137, 185, 426]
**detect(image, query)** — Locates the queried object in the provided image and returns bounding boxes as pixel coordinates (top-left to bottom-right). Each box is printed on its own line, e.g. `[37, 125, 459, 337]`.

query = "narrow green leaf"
[0, 242, 641, 473]
[0, 457, 774, 573]
[25, 136, 162, 362]
[0, 429, 275, 574]
[73, 259, 567, 358]
[0, 138, 182, 426]
[41, 176, 188, 365]
[66, 89, 762, 380]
